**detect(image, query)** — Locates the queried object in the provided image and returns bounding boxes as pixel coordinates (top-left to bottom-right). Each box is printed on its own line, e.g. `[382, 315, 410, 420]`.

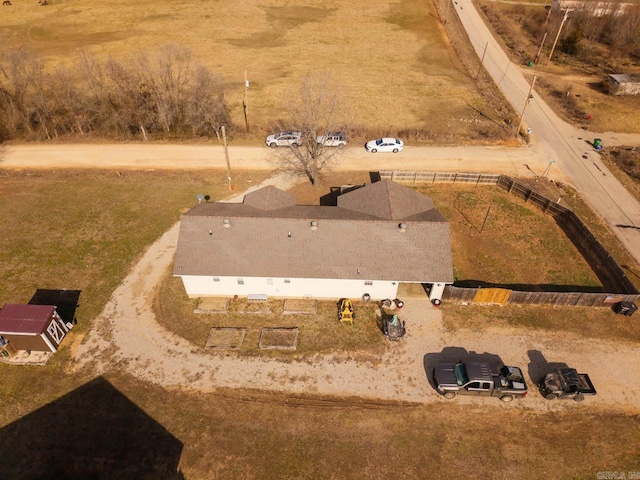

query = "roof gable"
[337, 179, 435, 220]
[243, 185, 296, 210]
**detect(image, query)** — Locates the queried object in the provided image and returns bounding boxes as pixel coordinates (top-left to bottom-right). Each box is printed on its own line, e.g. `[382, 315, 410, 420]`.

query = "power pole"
[476, 41, 489, 80]
[516, 74, 537, 138]
[221, 125, 232, 191]
[242, 71, 249, 131]
[534, 32, 548, 65]
[543, 1, 553, 26]
[548, 8, 573, 63]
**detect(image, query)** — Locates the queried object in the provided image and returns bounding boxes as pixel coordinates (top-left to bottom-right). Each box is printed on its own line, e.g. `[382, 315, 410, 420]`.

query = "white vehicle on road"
[365, 137, 404, 153]
[265, 131, 302, 148]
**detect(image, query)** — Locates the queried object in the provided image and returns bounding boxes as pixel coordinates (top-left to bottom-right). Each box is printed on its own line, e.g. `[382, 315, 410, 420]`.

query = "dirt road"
[1, 141, 559, 180]
[73, 173, 640, 414]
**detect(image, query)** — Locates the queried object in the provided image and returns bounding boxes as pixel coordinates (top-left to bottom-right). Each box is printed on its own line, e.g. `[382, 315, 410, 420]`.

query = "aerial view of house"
[173, 180, 453, 303]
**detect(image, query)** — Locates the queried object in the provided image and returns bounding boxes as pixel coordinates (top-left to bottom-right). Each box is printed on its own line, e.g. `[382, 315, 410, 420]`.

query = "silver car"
[316, 132, 348, 147]
[265, 131, 302, 148]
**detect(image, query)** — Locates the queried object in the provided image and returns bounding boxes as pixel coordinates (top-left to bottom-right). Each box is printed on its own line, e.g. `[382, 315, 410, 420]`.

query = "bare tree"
[271, 73, 348, 185]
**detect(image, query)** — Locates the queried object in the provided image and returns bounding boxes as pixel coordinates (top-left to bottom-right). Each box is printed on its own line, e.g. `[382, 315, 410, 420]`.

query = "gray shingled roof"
[174, 180, 453, 283]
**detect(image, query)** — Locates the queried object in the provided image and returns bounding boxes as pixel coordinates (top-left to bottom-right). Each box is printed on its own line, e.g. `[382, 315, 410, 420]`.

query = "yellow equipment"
[338, 298, 355, 324]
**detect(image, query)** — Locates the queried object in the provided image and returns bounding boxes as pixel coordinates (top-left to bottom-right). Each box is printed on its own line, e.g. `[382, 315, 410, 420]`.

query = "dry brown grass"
[476, 0, 640, 133]
[0, 0, 512, 141]
[154, 271, 387, 360]
[114, 375, 640, 479]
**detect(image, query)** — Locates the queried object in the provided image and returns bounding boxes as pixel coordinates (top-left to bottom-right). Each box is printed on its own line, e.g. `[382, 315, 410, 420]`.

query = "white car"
[265, 131, 302, 148]
[365, 137, 404, 153]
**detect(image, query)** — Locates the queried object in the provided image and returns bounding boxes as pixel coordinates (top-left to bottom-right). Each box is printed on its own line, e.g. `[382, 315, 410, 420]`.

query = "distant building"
[173, 180, 454, 303]
[607, 74, 640, 96]
[0, 304, 72, 353]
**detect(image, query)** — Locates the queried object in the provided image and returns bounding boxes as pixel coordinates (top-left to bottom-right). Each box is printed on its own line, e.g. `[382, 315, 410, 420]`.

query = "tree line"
[0, 44, 231, 142]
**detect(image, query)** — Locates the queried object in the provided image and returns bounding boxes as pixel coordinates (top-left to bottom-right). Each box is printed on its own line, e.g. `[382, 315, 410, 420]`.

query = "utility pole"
[543, 0, 553, 26]
[242, 71, 249, 131]
[548, 8, 573, 63]
[542, 160, 556, 178]
[476, 41, 488, 80]
[534, 32, 547, 65]
[221, 125, 232, 190]
[516, 74, 537, 139]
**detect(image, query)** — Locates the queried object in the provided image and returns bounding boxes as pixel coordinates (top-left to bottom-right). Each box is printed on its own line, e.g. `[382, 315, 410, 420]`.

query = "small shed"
[607, 74, 640, 96]
[0, 304, 72, 353]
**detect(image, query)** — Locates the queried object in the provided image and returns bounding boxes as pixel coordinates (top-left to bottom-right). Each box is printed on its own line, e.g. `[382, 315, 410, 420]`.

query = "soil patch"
[205, 327, 246, 349]
[258, 327, 299, 350]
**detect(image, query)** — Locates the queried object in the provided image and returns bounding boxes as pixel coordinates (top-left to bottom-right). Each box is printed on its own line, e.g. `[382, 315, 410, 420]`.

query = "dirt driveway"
[73, 173, 640, 414]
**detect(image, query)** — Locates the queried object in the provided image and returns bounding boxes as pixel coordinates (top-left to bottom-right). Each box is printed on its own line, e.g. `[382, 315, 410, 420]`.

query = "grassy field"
[2, 372, 638, 479]
[0, 168, 270, 326]
[1, 169, 639, 477]
[0, 0, 513, 141]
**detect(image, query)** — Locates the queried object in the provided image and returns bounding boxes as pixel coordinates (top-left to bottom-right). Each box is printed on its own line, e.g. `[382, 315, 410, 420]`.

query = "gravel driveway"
[73, 174, 640, 414]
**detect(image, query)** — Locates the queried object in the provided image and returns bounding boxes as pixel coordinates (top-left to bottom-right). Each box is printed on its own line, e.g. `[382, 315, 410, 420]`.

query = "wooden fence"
[380, 170, 639, 306]
[442, 285, 639, 307]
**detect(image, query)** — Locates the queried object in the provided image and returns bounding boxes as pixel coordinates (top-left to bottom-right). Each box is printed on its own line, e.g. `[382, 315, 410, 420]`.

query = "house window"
[237, 278, 244, 285]
[364, 281, 373, 286]
[267, 278, 273, 285]
[213, 277, 220, 282]
[284, 279, 291, 284]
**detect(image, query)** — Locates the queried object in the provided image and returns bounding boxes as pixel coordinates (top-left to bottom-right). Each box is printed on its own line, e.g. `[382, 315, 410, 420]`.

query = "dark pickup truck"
[540, 367, 596, 402]
[434, 362, 528, 402]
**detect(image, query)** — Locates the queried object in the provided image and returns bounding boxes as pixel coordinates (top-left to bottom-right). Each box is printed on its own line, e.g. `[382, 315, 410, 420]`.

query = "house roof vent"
[223, 218, 231, 228]
[310, 220, 318, 230]
[399, 223, 406, 232]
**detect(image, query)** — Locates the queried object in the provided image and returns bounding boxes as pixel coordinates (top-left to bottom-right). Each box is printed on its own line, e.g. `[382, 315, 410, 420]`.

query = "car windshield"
[454, 364, 469, 386]
[375, 139, 383, 146]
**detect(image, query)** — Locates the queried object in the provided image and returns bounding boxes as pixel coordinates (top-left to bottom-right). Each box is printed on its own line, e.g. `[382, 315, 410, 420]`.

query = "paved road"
[452, 0, 640, 264]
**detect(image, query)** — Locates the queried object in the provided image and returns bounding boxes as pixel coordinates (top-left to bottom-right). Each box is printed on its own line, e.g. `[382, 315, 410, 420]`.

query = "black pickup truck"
[434, 362, 528, 402]
[539, 367, 596, 402]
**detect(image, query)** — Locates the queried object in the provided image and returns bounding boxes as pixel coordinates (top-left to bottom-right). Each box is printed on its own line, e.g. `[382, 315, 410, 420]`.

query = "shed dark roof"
[0, 304, 56, 335]
[174, 180, 454, 282]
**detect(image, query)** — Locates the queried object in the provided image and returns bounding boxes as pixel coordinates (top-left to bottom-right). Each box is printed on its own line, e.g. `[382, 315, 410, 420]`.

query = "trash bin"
[593, 138, 602, 149]
[612, 301, 637, 316]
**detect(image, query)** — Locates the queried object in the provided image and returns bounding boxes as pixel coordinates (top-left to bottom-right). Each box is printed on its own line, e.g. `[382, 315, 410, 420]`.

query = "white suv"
[316, 131, 348, 147]
[265, 131, 302, 148]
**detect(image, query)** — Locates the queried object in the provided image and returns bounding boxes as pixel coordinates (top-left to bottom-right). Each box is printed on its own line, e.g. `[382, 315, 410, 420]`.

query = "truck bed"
[557, 368, 597, 395]
[576, 373, 597, 395]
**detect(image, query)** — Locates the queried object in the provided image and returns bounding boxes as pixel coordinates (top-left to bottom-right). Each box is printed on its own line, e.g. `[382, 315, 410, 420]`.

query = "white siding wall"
[178, 275, 401, 300]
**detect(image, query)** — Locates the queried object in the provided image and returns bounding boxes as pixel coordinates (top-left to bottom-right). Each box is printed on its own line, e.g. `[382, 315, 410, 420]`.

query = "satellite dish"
[196, 194, 204, 204]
